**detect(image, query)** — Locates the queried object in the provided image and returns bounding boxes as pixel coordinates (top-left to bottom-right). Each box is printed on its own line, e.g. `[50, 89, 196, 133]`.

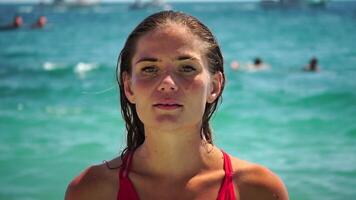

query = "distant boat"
[260, 0, 328, 7]
[130, 0, 172, 10]
[52, 0, 100, 7]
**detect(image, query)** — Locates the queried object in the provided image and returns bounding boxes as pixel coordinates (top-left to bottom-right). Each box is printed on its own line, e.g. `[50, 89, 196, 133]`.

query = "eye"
[141, 66, 158, 74]
[180, 65, 196, 73]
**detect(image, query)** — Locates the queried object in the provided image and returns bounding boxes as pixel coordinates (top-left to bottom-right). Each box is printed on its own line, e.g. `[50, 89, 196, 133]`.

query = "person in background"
[13, 15, 23, 28]
[253, 57, 263, 68]
[304, 57, 320, 72]
[0, 15, 23, 30]
[31, 16, 47, 28]
[230, 60, 240, 70]
[245, 57, 270, 72]
[65, 10, 288, 200]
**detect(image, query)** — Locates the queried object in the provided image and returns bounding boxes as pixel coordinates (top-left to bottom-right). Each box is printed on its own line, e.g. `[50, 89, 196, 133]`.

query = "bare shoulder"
[230, 156, 289, 200]
[65, 157, 122, 200]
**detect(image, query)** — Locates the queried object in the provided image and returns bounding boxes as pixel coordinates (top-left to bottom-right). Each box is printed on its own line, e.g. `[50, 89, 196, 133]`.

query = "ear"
[123, 72, 136, 104]
[207, 72, 223, 103]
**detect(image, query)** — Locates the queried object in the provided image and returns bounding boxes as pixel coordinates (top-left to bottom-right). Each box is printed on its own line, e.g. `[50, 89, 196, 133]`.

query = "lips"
[153, 103, 183, 110]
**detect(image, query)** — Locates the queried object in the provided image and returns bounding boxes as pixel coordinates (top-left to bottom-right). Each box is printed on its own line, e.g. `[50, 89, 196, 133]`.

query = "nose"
[158, 73, 178, 92]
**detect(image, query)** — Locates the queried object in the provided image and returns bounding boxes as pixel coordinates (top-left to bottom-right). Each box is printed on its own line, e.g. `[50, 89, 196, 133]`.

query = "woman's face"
[124, 23, 222, 133]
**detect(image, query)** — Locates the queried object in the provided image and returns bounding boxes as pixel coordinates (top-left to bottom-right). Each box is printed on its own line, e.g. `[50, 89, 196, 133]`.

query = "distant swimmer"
[246, 57, 270, 72]
[13, 15, 23, 28]
[31, 16, 47, 29]
[304, 57, 320, 72]
[230, 60, 240, 70]
[0, 15, 23, 31]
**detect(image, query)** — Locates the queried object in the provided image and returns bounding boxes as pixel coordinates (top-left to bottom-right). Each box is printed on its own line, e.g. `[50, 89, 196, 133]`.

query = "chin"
[143, 115, 182, 129]
[149, 116, 201, 132]
[156, 114, 180, 122]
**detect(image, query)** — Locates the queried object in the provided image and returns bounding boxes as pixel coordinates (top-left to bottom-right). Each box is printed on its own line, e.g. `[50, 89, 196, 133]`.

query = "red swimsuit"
[117, 151, 236, 200]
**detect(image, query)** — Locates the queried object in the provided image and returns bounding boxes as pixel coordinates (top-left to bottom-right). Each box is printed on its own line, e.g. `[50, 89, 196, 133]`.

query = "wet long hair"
[116, 11, 225, 159]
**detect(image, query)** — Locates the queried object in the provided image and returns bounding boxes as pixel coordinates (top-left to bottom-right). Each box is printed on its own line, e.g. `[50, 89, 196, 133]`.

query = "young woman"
[65, 11, 288, 200]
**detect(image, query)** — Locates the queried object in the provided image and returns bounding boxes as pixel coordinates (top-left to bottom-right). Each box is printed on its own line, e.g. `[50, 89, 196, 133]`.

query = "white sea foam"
[43, 62, 56, 71]
[45, 106, 82, 116]
[42, 62, 66, 71]
[18, 6, 33, 14]
[74, 62, 98, 78]
[243, 63, 271, 73]
[230, 61, 271, 73]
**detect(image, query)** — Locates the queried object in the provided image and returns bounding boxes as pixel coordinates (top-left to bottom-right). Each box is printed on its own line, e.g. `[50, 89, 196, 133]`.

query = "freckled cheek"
[194, 81, 209, 119]
[131, 79, 156, 113]
[185, 79, 209, 119]
[132, 77, 159, 92]
[183, 79, 208, 96]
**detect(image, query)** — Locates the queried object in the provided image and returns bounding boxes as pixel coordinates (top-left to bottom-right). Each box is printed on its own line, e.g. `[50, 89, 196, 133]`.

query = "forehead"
[133, 23, 207, 60]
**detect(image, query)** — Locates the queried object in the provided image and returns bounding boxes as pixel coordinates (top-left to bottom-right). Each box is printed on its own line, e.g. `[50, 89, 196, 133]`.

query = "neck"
[133, 126, 221, 179]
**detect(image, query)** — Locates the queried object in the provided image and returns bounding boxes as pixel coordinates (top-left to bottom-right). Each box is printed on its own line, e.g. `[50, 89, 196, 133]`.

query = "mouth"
[153, 103, 183, 110]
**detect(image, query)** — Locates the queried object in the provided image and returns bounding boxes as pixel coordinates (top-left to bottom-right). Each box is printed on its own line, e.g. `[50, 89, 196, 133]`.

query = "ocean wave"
[42, 61, 101, 77]
[74, 62, 99, 78]
[45, 105, 83, 116]
[292, 91, 356, 107]
[42, 62, 67, 71]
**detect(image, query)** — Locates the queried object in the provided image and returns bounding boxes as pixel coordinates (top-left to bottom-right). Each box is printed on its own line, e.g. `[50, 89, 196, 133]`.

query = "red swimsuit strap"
[223, 151, 233, 178]
[217, 151, 236, 200]
[119, 151, 134, 179]
[118, 151, 140, 200]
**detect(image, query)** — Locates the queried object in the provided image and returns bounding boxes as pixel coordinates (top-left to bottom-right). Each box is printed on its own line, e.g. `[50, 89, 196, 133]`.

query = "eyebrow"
[134, 55, 199, 65]
[135, 57, 160, 65]
[177, 55, 198, 61]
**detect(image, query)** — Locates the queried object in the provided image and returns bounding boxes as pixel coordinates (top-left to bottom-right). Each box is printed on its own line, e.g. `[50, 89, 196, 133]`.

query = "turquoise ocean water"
[1, 1, 356, 199]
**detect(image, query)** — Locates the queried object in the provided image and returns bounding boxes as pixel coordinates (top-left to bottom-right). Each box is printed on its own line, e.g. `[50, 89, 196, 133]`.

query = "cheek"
[132, 77, 158, 94]
[192, 74, 209, 93]
[185, 79, 209, 121]
[184, 77, 209, 101]
[191, 79, 207, 93]
[130, 77, 161, 117]
[131, 79, 153, 120]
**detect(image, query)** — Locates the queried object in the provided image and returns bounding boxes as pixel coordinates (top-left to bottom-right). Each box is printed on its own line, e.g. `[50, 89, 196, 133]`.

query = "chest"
[127, 171, 232, 200]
